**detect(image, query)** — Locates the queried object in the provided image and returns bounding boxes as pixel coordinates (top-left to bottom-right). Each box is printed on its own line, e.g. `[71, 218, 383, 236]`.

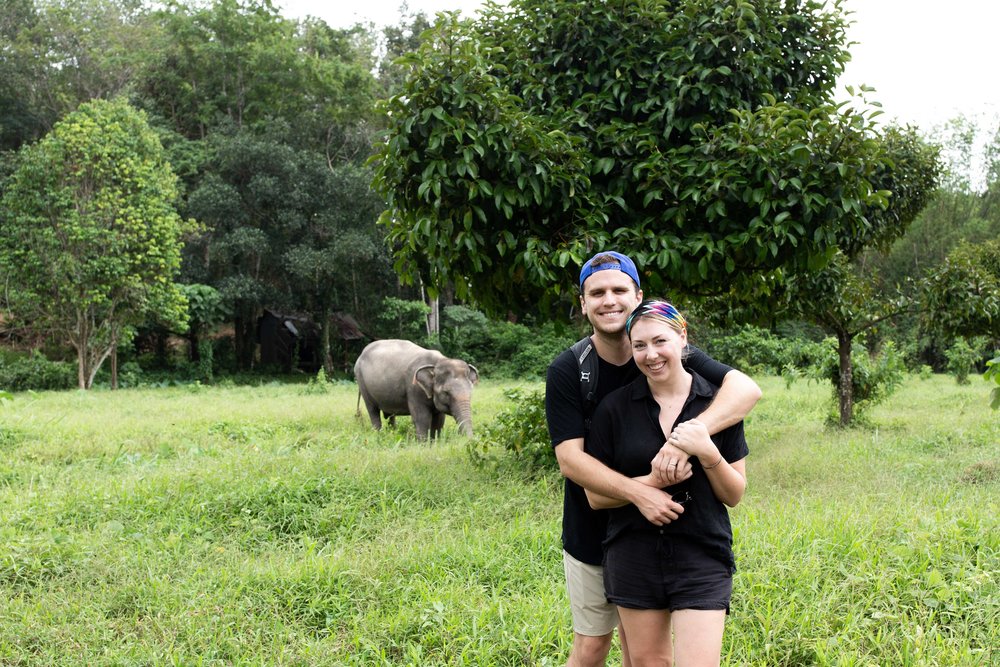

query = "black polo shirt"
[545, 345, 732, 565]
[585, 372, 748, 570]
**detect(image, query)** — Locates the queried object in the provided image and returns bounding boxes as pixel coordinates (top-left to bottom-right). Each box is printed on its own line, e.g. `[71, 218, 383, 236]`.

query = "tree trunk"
[837, 330, 854, 426]
[111, 347, 118, 390]
[189, 325, 201, 363]
[320, 308, 333, 374]
[233, 308, 258, 370]
[77, 348, 87, 389]
[427, 294, 439, 337]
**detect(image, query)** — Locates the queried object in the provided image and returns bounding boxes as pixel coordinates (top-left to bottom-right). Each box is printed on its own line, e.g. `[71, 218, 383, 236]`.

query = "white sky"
[277, 0, 1000, 132]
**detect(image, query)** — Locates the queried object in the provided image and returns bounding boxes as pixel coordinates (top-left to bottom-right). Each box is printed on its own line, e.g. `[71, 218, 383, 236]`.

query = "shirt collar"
[629, 370, 719, 402]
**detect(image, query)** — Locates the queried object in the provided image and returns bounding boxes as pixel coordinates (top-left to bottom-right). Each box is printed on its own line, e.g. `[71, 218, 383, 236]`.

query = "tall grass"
[0, 376, 996, 665]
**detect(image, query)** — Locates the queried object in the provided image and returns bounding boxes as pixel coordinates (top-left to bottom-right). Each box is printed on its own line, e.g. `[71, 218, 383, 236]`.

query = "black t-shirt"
[544, 344, 733, 565]
[585, 372, 749, 570]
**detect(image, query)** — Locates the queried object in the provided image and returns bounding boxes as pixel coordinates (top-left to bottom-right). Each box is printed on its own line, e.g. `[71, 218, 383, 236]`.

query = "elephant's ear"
[467, 365, 480, 385]
[413, 365, 436, 399]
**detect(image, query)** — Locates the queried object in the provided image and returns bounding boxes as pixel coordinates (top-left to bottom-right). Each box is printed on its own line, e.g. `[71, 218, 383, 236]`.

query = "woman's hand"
[667, 419, 717, 461]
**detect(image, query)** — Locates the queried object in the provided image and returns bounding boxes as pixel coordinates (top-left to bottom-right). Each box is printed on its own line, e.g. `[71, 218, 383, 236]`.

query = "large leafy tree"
[0, 98, 191, 388]
[700, 125, 941, 425]
[0, 0, 158, 151]
[282, 163, 391, 370]
[372, 0, 914, 314]
[789, 125, 940, 424]
[135, 0, 392, 370]
[184, 126, 392, 370]
[138, 0, 375, 152]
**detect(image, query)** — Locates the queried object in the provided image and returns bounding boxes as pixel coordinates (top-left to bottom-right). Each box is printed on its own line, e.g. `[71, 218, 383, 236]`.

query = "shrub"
[374, 297, 430, 341]
[504, 324, 576, 378]
[439, 307, 576, 379]
[700, 324, 827, 374]
[301, 368, 335, 395]
[468, 389, 555, 474]
[944, 336, 985, 385]
[0, 351, 76, 391]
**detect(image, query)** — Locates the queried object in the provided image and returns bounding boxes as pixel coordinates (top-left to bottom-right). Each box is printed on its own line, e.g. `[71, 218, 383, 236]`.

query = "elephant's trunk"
[453, 401, 474, 436]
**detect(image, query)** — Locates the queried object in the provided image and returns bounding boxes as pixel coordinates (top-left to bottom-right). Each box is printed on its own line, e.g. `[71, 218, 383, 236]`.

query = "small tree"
[0, 98, 190, 389]
[699, 125, 940, 425]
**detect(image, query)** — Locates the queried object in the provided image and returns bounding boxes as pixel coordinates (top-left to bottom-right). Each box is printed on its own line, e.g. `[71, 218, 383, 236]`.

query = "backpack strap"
[570, 336, 599, 426]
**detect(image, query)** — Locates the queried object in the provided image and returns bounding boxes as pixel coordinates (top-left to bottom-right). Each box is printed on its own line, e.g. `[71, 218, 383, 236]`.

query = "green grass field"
[0, 375, 997, 665]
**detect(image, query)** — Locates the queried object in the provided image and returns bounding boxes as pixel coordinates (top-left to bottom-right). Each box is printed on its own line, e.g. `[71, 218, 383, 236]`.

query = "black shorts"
[604, 532, 732, 612]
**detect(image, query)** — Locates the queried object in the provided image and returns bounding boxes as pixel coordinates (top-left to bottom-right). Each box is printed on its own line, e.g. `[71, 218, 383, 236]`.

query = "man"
[545, 251, 761, 667]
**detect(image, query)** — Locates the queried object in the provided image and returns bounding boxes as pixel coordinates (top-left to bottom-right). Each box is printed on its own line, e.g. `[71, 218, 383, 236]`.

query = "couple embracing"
[545, 251, 761, 666]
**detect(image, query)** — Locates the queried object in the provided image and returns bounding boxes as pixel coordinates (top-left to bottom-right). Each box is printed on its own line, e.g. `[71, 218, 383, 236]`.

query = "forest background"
[0, 0, 998, 423]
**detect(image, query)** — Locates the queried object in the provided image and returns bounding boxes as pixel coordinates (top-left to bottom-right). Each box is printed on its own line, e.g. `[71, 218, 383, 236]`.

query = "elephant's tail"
[356, 389, 361, 417]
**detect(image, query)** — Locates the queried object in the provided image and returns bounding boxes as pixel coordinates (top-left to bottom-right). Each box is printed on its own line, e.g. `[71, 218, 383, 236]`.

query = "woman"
[584, 299, 748, 667]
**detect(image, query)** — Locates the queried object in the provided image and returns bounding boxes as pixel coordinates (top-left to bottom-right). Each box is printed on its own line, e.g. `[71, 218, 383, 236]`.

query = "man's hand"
[630, 482, 685, 526]
[651, 442, 693, 485]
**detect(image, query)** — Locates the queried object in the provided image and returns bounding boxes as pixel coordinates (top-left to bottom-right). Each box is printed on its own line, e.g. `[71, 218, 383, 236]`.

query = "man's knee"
[568, 632, 613, 667]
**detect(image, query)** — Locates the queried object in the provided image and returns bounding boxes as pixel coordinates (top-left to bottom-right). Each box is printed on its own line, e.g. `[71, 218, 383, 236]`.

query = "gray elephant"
[354, 339, 479, 440]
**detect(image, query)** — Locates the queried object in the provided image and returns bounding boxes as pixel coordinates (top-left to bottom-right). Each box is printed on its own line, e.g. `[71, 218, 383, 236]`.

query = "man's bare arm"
[555, 437, 687, 525]
[692, 368, 761, 433]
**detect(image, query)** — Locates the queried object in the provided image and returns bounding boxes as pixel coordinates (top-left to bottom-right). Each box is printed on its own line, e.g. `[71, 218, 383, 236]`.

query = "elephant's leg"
[387, 414, 397, 428]
[410, 403, 433, 441]
[361, 396, 382, 430]
[430, 412, 445, 439]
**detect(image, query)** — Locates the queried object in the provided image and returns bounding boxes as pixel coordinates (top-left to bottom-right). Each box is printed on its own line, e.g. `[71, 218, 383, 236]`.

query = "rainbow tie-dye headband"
[625, 300, 687, 337]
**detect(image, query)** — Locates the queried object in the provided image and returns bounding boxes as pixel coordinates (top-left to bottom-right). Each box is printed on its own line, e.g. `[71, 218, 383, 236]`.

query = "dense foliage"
[468, 388, 554, 473]
[0, 351, 76, 391]
[0, 0, 434, 376]
[372, 0, 935, 315]
[0, 0, 990, 404]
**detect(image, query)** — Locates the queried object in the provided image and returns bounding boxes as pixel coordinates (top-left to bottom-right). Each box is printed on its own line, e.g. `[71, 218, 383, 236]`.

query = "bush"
[467, 389, 555, 474]
[374, 297, 430, 341]
[700, 324, 827, 374]
[0, 351, 76, 391]
[504, 324, 576, 378]
[944, 336, 985, 385]
[439, 307, 576, 379]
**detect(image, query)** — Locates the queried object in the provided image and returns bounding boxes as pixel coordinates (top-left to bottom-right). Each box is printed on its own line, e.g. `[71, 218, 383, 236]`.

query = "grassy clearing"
[0, 375, 997, 665]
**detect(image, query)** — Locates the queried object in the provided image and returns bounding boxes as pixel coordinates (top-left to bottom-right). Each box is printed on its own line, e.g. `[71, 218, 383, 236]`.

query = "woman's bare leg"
[616, 608, 672, 667]
[670, 609, 725, 667]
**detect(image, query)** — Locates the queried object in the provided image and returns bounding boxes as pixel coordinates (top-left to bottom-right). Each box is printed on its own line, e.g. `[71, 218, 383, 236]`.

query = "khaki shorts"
[563, 550, 619, 636]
